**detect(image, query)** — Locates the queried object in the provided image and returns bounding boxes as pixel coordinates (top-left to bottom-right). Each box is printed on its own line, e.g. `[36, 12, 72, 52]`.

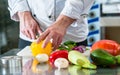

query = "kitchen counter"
[0, 49, 120, 75]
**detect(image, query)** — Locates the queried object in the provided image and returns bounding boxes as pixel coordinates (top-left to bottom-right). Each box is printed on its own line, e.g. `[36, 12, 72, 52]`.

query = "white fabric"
[8, 0, 94, 42]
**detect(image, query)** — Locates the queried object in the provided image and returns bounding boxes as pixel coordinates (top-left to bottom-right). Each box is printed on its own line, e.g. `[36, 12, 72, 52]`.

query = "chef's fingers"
[23, 30, 32, 39]
[52, 36, 59, 50]
[37, 26, 43, 35]
[36, 30, 49, 43]
[42, 32, 53, 48]
[56, 37, 62, 50]
[53, 36, 62, 50]
[29, 29, 36, 39]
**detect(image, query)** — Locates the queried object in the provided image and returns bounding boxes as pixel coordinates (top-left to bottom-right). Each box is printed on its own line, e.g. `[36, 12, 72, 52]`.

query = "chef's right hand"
[18, 11, 42, 39]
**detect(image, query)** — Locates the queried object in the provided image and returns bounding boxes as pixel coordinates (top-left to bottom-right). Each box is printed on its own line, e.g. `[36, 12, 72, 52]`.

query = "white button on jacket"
[8, 0, 94, 42]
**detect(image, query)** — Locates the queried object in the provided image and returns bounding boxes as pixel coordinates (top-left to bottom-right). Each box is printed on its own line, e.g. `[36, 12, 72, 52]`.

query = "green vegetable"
[58, 40, 77, 51]
[68, 51, 97, 69]
[58, 44, 69, 51]
[90, 48, 116, 66]
[115, 55, 120, 64]
[82, 63, 97, 69]
[63, 40, 76, 49]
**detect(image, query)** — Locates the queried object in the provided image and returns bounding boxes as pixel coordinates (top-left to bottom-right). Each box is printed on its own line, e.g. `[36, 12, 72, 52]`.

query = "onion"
[72, 45, 86, 53]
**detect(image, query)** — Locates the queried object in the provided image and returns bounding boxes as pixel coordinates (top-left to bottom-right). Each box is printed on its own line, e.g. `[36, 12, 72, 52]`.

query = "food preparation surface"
[0, 46, 120, 75]
[0, 57, 119, 75]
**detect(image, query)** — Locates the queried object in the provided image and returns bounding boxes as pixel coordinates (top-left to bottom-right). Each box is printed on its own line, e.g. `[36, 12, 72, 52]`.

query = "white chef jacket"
[8, 0, 94, 43]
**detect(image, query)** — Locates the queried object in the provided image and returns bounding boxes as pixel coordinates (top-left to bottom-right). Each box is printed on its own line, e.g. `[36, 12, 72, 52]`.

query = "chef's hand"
[18, 11, 42, 39]
[37, 15, 75, 50]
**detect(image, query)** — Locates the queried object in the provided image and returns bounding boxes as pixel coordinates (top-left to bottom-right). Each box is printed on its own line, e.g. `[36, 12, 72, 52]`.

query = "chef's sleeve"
[8, 0, 30, 21]
[61, 0, 94, 20]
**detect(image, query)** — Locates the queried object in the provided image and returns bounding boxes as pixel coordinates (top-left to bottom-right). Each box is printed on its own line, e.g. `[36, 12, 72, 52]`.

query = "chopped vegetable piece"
[68, 51, 96, 69]
[72, 45, 86, 53]
[54, 58, 69, 69]
[58, 40, 77, 51]
[49, 50, 68, 66]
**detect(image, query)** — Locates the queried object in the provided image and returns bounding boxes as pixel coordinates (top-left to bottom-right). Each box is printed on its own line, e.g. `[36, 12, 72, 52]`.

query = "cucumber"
[68, 51, 97, 69]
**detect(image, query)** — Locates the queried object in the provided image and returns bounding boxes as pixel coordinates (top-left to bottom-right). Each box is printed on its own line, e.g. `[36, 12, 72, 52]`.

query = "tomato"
[30, 40, 52, 56]
[91, 40, 120, 56]
[49, 50, 68, 66]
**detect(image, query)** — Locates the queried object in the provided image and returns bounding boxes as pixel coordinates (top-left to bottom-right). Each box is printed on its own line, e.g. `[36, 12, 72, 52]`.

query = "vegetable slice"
[68, 51, 96, 69]
[49, 50, 68, 66]
[54, 58, 69, 69]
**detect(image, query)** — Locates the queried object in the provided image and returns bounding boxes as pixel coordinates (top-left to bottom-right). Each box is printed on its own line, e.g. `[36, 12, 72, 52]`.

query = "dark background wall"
[0, 0, 19, 54]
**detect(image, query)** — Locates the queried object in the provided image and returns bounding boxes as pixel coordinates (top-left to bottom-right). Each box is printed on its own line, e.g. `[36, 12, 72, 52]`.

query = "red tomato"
[91, 40, 120, 56]
[49, 50, 68, 66]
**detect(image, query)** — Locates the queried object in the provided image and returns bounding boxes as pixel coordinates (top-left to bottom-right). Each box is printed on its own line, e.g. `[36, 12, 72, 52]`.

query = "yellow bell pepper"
[30, 40, 52, 56]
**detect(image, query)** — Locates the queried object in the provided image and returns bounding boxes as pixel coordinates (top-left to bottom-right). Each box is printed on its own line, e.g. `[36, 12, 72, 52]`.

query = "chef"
[8, 0, 94, 50]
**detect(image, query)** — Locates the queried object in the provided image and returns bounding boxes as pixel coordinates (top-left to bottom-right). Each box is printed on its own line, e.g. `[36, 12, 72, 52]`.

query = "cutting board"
[17, 46, 32, 57]
[17, 46, 91, 57]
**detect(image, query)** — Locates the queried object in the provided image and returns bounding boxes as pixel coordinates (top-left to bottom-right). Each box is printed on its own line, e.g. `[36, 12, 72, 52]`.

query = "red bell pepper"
[49, 50, 68, 66]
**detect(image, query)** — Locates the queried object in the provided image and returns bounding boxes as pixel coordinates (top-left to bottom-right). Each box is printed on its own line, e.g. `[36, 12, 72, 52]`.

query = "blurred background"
[0, 0, 120, 54]
[0, 0, 19, 54]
